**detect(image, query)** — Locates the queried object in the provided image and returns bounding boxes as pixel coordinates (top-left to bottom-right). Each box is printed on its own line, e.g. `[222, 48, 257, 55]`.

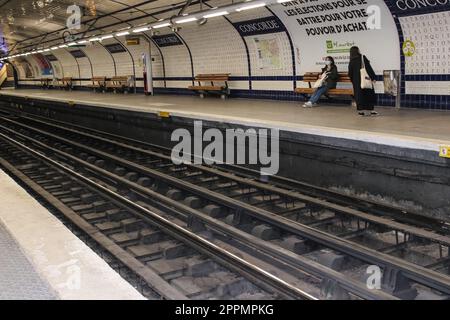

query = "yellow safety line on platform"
[439, 146, 450, 158]
[158, 111, 170, 118]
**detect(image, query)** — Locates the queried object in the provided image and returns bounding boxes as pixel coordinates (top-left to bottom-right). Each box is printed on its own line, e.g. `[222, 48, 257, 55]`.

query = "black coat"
[321, 65, 338, 89]
[348, 55, 377, 110]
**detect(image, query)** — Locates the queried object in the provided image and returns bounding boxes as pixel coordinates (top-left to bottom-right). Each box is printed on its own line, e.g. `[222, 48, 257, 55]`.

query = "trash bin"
[383, 70, 401, 108]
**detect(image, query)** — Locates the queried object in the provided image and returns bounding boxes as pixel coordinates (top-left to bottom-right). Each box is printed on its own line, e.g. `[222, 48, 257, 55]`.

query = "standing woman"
[348, 46, 377, 116]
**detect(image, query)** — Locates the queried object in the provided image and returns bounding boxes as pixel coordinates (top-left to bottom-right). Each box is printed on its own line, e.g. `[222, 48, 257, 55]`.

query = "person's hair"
[349, 46, 360, 60]
[325, 56, 335, 66]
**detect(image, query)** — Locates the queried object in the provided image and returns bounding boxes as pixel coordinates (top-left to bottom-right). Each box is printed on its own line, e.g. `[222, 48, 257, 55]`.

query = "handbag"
[313, 72, 328, 88]
[360, 55, 373, 89]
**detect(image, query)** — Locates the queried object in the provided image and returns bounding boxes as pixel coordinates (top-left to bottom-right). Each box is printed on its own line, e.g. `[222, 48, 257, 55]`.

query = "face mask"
[325, 60, 332, 65]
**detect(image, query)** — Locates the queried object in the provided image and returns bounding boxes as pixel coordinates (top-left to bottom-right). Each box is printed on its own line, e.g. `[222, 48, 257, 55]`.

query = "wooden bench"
[295, 72, 353, 98]
[188, 73, 230, 99]
[87, 76, 107, 92]
[54, 77, 73, 90]
[106, 76, 132, 93]
[40, 78, 52, 89]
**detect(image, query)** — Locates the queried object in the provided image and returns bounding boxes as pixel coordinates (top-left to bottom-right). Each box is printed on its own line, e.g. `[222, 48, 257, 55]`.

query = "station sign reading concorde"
[232, 16, 287, 37]
[391, 0, 450, 15]
[152, 34, 183, 47]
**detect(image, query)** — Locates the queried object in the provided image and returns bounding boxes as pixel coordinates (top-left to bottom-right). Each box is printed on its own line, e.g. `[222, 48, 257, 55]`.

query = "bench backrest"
[107, 75, 134, 88]
[303, 72, 351, 83]
[111, 76, 129, 82]
[337, 72, 351, 82]
[92, 76, 106, 82]
[195, 73, 230, 81]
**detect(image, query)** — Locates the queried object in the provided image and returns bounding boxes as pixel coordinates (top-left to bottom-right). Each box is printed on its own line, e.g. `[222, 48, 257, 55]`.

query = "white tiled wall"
[153, 33, 192, 78]
[178, 4, 248, 77]
[116, 36, 164, 79]
[15, 64, 26, 80]
[180, 22, 248, 76]
[252, 81, 292, 91]
[27, 56, 43, 79]
[50, 61, 64, 79]
[399, 11, 450, 75]
[51, 49, 80, 79]
[406, 81, 450, 95]
[82, 44, 115, 77]
[76, 55, 92, 85]
[101, 38, 134, 77]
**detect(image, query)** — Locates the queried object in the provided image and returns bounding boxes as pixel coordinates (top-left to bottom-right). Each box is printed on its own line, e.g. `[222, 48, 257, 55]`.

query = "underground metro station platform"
[0, 0, 450, 307]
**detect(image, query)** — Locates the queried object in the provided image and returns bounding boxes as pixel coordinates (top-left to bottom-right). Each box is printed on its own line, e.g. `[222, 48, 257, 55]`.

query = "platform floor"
[0, 169, 145, 300]
[1, 89, 450, 151]
[0, 222, 56, 300]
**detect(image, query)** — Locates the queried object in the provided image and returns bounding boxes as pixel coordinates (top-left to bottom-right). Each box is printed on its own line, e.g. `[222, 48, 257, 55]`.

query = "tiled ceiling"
[0, 0, 198, 55]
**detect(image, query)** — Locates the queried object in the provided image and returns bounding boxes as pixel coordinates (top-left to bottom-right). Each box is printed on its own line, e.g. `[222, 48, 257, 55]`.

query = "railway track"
[0, 134, 316, 300]
[0, 113, 449, 299]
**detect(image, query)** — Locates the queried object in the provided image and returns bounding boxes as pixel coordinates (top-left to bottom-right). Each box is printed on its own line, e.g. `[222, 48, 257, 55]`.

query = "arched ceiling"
[0, 0, 198, 55]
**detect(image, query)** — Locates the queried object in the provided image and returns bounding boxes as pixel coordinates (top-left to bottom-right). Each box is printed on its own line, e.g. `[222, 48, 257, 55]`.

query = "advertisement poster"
[33, 53, 53, 75]
[271, 0, 400, 74]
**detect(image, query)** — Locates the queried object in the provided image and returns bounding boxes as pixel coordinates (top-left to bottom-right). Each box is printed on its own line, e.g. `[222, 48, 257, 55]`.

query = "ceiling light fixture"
[116, 31, 130, 36]
[203, 10, 229, 18]
[197, 18, 208, 26]
[152, 22, 171, 29]
[133, 26, 150, 33]
[175, 17, 197, 24]
[236, 2, 266, 11]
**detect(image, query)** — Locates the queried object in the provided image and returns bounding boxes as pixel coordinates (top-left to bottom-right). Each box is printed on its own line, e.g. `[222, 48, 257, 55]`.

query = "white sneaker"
[303, 101, 313, 108]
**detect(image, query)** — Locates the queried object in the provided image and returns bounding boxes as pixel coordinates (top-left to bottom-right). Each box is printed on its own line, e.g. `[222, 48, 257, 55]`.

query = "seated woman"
[303, 56, 338, 108]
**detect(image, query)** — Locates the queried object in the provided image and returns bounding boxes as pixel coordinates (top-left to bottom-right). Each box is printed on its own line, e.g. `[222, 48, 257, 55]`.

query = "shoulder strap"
[361, 55, 365, 69]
